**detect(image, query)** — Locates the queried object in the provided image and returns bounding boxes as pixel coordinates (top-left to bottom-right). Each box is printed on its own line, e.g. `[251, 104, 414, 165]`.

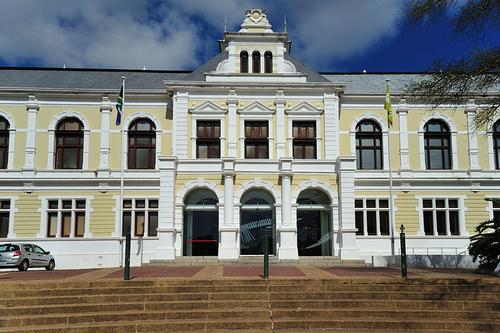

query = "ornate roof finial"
[284, 13, 287, 32]
[224, 14, 227, 32]
[239, 9, 273, 33]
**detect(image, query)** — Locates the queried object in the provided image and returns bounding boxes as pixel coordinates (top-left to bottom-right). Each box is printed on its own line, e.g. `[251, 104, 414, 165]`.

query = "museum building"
[0, 9, 499, 268]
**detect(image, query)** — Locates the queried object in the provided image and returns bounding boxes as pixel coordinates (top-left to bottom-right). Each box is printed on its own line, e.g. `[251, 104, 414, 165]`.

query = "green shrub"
[468, 219, 500, 272]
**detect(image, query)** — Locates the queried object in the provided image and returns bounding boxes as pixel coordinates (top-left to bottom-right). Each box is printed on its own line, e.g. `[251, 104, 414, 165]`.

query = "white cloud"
[0, 0, 403, 70]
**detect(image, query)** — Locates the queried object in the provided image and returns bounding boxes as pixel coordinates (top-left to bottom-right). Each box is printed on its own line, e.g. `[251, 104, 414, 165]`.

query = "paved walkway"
[0, 265, 496, 282]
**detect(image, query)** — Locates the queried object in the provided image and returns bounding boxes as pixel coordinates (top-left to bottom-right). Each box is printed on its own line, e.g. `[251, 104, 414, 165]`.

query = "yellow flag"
[384, 81, 393, 127]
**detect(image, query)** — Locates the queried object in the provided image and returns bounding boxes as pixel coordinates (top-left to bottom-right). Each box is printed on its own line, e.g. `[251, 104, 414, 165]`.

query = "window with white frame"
[122, 199, 158, 237]
[0, 199, 11, 238]
[422, 198, 460, 236]
[354, 198, 390, 236]
[491, 199, 500, 221]
[46, 199, 87, 238]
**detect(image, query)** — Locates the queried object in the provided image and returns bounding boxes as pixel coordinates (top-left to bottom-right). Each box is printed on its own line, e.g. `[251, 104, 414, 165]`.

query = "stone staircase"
[0, 278, 499, 332]
[148, 255, 366, 267]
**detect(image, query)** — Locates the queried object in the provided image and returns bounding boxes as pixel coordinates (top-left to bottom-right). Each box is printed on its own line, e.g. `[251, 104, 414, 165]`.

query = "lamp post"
[400, 224, 407, 279]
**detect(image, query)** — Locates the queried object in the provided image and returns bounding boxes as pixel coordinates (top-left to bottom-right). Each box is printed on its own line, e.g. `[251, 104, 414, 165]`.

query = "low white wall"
[2, 238, 159, 269]
[364, 254, 479, 269]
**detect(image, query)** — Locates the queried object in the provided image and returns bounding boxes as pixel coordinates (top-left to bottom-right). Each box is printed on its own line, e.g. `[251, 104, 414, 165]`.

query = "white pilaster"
[278, 158, 298, 259]
[324, 92, 339, 159]
[226, 90, 238, 157]
[397, 99, 410, 172]
[275, 90, 286, 158]
[466, 99, 480, 171]
[98, 96, 112, 174]
[219, 158, 238, 259]
[337, 156, 360, 260]
[173, 92, 189, 158]
[156, 156, 177, 260]
[23, 95, 39, 175]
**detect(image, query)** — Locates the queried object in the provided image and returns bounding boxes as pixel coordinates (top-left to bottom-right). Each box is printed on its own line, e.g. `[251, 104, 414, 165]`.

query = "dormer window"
[264, 51, 272, 73]
[240, 51, 248, 73]
[252, 51, 261, 73]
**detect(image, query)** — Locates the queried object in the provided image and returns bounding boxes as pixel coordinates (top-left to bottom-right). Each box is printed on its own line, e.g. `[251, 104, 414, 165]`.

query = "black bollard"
[263, 228, 269, 279]
[400, 224, 407, 279]
[124, 225, 131, 281]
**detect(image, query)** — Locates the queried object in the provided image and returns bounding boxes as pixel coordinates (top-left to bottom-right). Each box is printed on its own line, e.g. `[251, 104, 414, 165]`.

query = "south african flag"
[115, 81, 124, 126]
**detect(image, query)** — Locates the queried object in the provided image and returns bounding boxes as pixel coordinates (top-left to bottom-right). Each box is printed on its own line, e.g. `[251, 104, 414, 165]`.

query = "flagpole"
[120, 76, 125, 236]
[386, 79, 396, 266]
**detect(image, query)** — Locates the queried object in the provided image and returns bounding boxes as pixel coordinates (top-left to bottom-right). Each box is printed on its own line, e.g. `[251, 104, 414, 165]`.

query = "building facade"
[0, 9, 499, 268]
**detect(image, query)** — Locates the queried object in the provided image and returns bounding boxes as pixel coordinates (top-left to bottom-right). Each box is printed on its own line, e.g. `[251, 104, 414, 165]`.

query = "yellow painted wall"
[89, 192, 116, 237]
[12, 193, 40, 237]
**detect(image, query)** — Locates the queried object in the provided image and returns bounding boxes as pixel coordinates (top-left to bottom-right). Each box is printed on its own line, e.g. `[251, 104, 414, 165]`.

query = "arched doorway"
[183, 189, 219, 256]
[297, 189, 332, 256]
[240, 189, 275, 255]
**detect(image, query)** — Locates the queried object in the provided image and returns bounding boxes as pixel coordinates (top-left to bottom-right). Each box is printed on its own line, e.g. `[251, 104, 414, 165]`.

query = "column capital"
[337, 156, 356, 171]
[222, 157, 235, 176]
[275, 89, 286, 106]
[226, 89, 238, 105]
[397, 99, 408, 114]
[100, 96, 113, 112]
[26, 95, 39, 111]
[158, 156, 178, 170]
[279, 157, 293, 176]
[466, 98, 477, 114]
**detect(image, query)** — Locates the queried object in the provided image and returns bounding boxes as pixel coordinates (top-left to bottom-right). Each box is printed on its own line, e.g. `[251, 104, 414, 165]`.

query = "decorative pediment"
[286, 102, 322, 115]
[238, 101, 274, 114]
[189, 101, 226, 114]
[215, 59, 230, 73]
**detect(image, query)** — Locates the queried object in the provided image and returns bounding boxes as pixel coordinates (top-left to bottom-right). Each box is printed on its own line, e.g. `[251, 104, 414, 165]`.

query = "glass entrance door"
[183, 210, 218, 256]
[240, 209, 275, 255]
[297, 210, 331, 256]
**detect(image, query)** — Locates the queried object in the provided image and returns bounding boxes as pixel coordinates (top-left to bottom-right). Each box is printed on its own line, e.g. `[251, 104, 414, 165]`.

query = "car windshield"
[0, 244, 20, 252]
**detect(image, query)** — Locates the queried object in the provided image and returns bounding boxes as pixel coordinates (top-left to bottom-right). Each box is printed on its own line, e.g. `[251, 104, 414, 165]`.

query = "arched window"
[424, 119, 451, 170]
[297, 189, 332, 256]
[128, 118, 156, 169]
[252, 51, 261, 73]
[240, 189, 275, 255]
[240, 51, 249, 73]
[493, 121, 500, 169]
[356, 120, 383, 170]
[183, 189, 219, 256]
[264, 51, 272, 73]
[55, 118, 83, 169]
[0, 116, 9, 169]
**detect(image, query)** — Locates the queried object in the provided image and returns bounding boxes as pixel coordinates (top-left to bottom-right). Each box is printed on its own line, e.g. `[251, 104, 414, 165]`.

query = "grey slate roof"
[183, 52, 228, 81]
[0, 68, 188, 91]
[323, 73, 425, 94]
[284, 53, 330, 83]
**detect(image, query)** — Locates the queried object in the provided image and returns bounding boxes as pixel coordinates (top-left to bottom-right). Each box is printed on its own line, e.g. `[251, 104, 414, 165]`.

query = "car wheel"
[18, 259, 29, 271]
[45, 260, 55, 271]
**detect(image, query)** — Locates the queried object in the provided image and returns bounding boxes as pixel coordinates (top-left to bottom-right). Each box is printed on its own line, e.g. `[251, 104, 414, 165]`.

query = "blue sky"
[0, 0, 497, 72]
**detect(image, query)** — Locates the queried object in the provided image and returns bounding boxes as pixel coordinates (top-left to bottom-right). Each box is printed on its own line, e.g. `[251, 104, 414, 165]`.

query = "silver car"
[0, 243, 55, 271]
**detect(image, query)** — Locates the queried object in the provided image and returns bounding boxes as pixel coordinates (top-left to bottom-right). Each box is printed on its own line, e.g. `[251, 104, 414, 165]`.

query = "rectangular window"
[196, 120, 220, 158]
[293, 121, 316, 159]
[46, 199, 87, 238]
[0, 200, 10, 238]
[122, 199, 158, 237]
[492, 199, 500, 221]
[422, 198, 461, 236]
[354, 198, 390, 236]
[245, 121, 269, 159]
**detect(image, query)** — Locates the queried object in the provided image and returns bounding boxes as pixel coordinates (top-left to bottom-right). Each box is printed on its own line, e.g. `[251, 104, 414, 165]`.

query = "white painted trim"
[239, 114, 274, 159]
[175, 179, 224, 206]
[285, 101, 322, 115]
[350, 113, 390, 171]
[0, 111, 16, 170]
[37, 195, 94, 238]
[418, 114, 458, 170]
[287, 115, 321, 159]
[190, 113, 226, 159]
[189, 101, 228, 114]
[415, 195, 467, 237]
[238, 101, 275, 115]
[234, 178, 281, 205]
[123, 112, 162, 170]
[487, 116, 500, 170]
[47, 111, 90, 170]
[291, 179, 338, 206]
[0, 195, 19, 238]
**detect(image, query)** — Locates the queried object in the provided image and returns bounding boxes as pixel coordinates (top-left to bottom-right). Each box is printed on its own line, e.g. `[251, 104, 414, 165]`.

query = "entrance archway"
[240, 189, 276, 255]
[183, 188, 219, 256]
[297, 189, 332, 256]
